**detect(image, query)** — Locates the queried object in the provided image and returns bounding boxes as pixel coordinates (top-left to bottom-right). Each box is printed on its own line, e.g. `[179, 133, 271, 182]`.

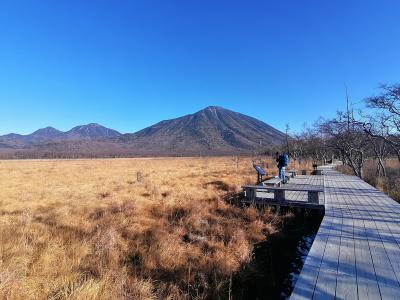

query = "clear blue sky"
[1, 0, 399, 135]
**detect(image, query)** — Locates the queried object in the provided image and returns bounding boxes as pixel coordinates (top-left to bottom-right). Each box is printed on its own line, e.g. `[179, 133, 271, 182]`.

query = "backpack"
[282, 153, 289, 167]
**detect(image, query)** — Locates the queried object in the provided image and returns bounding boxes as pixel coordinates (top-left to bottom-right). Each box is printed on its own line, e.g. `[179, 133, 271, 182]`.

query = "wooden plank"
[262, 177, 282, 186]
[355, 192, 400, 298]
[312, 180, 342, 299]
[291, 165, 400, 300]
[335, 185, 358, 299]
[291, 212, 333, 299]
[302, 220, 330, 267]
[242, 198, 324, 210]
[291, 265, 320, 300]
[242, 184, 324, 192]
[349, 193, 381, 300]
[361, 212, 400, 296]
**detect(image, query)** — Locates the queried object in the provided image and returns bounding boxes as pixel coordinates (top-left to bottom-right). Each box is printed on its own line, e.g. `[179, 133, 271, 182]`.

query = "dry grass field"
[0, 156, 312, 299]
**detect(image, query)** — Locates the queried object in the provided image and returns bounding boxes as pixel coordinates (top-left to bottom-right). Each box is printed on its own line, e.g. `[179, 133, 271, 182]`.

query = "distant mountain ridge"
[0, 106, 286, 157]
[0, 124, 121, 148]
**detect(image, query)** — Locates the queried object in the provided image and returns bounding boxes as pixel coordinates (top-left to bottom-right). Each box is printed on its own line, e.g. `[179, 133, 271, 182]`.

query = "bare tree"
[361, 117, 389, 177]
[319, 111, 368, 179]
[287, 134, 304, 162]
[285, 122, 332, 166]
[364, 84, 400, 162]
[285, 123, 291, 155]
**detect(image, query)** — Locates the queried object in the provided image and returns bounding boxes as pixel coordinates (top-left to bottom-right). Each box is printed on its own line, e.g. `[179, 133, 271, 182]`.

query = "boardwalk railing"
[243, 184, 324, 204]
[241, 175, 325, 209]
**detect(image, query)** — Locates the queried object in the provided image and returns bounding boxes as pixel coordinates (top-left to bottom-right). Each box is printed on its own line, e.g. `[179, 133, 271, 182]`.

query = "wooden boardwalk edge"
[290, 166, 400, 300]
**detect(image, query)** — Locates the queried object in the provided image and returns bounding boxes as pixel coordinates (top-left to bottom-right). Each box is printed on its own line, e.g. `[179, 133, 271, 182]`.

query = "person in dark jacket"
[276, 152, 287, 183]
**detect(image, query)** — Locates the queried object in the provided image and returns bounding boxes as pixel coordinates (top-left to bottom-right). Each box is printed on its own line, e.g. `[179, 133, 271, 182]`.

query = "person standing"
[276, 152, 289, 183]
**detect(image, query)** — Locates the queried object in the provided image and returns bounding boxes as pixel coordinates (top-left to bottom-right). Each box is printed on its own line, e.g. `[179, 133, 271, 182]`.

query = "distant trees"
[286, 126, 331, 165]
[285, 83, 400, 180]
[318, 111, 368, 179]
[364, 84, 400, 162]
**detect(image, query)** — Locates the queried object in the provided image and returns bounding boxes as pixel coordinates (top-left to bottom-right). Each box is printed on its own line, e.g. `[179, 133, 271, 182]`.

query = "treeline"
[0, 149, 256, 160]
[0, 151, 130, 160]
[286, 83, 400, 180]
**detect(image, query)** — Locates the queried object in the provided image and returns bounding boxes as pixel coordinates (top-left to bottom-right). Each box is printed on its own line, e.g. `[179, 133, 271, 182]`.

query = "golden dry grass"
[363, 159, 400, 202]
[0, 156, 310, 299]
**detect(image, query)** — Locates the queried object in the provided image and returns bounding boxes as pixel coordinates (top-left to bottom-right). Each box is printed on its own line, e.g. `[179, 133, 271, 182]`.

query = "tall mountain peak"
[122, 106, 285, 155]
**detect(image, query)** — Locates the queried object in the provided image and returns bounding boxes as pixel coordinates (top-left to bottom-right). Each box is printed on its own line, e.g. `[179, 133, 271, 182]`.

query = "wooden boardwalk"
[290, 167, 400, 300]
[243, 175, 325, 209]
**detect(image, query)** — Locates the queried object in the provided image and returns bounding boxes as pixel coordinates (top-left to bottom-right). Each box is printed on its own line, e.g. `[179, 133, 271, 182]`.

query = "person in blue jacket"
[276, 152, 289, 183]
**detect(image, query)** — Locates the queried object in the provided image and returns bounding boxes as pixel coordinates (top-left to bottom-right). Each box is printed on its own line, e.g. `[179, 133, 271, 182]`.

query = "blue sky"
[0, 0, 399, 135]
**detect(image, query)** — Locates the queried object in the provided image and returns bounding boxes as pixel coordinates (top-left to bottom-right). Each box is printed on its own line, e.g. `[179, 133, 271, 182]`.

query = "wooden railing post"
[274, 190, 285, 202]
[244, 187, 256, 203]
[308, 191, 319, 204]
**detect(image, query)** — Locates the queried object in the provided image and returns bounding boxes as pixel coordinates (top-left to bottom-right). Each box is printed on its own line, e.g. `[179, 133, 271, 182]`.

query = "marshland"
[0, 156, 317, 299]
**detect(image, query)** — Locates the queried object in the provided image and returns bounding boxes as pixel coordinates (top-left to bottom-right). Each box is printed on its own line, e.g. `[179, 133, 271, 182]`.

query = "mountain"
[0, 133, 37, 148]
[30, 127, 62, 139]
[60, 123, 122, 141]
[0, 126, 62, 147]
[0, 124, 121, 148]
[0, 106, 286, 157]
[120, 106, 286, 155]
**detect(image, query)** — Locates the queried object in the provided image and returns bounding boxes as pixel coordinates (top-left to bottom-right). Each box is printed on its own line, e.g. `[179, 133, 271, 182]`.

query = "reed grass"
[0, 156, 310, 299]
